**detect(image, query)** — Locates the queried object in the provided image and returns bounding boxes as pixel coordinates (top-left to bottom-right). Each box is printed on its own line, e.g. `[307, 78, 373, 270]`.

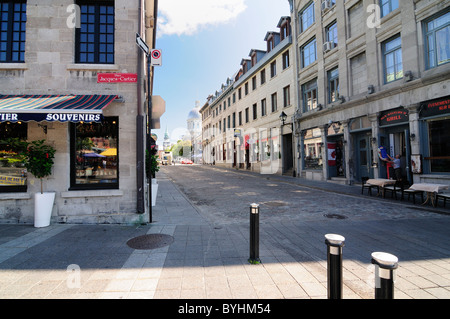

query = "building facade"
[201, 16, 297, 175]
[289, 0, 450, 185]
[0, 0, 159, 224]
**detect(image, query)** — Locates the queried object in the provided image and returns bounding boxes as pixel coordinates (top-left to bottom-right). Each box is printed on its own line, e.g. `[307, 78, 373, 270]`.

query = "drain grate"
[324, 213, 348, 219]
[127, 234, 174, 250]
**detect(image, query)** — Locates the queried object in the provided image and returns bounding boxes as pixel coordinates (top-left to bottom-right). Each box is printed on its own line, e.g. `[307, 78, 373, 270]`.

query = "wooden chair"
[361, 177, 377, 196]
[382, 180, 402, 199]
[436, 193, 450, 208]
[400, 183, 424, 204]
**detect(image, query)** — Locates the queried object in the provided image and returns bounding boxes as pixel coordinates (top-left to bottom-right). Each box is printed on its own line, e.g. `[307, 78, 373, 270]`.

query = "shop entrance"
[282, 133, 293, 175]
[354, 132, 373, 182]
[378, 127, 411, 183]
[327, 137, 345, 178]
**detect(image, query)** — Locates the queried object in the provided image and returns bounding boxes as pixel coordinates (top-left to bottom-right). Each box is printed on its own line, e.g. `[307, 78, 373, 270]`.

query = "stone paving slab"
[0, 165, 449, 301]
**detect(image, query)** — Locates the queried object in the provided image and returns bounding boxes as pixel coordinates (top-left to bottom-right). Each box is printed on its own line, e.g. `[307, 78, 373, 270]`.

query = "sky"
[152, 0, 291, 147]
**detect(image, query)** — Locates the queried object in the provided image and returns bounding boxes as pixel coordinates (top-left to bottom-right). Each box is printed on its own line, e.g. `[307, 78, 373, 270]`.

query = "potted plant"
[24, 140, 56, 227]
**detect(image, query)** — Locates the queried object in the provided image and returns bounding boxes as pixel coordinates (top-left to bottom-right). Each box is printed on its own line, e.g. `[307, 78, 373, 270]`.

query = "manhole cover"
[263, 201, 288, 207]
[127, 234, 174, 250]
[324, 214, 347, 219]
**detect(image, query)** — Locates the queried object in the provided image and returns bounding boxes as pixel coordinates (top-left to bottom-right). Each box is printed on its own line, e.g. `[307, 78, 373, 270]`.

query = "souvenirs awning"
[0, 95, 118, 123]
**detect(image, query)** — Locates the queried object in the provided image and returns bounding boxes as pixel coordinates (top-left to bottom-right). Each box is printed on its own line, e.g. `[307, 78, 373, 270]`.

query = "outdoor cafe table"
[366, 179, 396, 187]
[409, 183, 449, 207]
[366, 179, 396, 196]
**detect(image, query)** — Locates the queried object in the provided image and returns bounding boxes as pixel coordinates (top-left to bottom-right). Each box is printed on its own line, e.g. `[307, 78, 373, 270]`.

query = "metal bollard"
[325, 234, 345, 299]
[248, 203, 260, 264]
[371, 252, 398, 299]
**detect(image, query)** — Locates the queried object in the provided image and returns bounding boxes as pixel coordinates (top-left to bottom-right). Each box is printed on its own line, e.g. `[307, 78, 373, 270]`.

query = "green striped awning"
[0, 95, 118, 123]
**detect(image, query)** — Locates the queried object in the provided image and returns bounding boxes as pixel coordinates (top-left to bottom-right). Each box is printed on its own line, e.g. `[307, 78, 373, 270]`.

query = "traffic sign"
[136, 33, 149, 56]
[151, 49, 162, 66]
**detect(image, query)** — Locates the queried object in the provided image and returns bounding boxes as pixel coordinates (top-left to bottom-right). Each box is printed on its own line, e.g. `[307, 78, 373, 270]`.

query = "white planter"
[34, 192, 55, 228]
[151, 179, 158, 207]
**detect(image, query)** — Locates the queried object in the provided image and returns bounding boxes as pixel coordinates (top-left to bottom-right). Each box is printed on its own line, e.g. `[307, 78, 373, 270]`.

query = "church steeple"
[163, 127, 171, 150]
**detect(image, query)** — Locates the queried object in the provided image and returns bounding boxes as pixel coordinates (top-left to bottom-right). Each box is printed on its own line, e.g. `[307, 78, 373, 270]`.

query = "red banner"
[97, 73, 137, 83]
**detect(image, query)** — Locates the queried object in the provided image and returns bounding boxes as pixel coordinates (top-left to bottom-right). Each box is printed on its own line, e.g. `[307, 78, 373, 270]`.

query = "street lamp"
[279, 111, 287, 125]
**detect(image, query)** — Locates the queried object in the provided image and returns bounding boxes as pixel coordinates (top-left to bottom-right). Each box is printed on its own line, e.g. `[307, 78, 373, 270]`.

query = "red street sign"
[97, 73, 137, 83]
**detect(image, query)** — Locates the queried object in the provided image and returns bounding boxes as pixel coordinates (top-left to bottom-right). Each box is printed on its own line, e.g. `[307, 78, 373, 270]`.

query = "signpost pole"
[147, 54, 153, 223]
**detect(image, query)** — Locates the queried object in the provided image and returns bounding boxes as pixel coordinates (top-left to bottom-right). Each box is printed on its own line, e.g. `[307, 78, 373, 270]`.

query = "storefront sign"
[97, 73, 137, 83]
[420, 96, 450, 118]
[379, 108, 408, 126]
[0, 175, 26, 185]
[0, 113, 103, 123]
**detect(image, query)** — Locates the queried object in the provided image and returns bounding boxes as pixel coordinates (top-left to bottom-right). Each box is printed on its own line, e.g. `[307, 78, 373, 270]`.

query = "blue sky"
[152, 0, 291, 147]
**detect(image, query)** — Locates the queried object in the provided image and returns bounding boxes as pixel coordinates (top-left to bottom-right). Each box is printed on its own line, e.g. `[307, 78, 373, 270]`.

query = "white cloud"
[157, 0, 247, 37]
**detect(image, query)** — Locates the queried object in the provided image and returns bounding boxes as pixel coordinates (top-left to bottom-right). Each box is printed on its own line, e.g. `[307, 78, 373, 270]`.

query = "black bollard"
[325, 234, 345, 299]
[249, 203, 260, 264]
[371, 252, 398, 299]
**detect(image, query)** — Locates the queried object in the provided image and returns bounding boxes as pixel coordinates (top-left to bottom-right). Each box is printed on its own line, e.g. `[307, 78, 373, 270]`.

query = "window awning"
[0, 95, 118, 123]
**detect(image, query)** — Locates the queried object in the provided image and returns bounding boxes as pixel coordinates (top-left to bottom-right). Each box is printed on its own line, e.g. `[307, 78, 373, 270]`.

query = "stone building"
[201, 16, 297, 175]
[289, 0, 450, 185]
[0, 0, 160, 224]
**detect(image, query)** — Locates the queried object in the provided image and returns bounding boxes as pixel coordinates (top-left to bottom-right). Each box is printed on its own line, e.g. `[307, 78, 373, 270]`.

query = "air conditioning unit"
[321, 0, 333, 11]
[323, 41, 334, 52]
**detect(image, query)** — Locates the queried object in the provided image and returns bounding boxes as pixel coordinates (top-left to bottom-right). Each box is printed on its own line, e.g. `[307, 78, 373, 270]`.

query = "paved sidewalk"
[0, 168, 449, 300]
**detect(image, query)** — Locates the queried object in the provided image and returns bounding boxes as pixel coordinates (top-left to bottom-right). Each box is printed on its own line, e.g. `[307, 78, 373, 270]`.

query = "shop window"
[303, 128, 323, 170]
[424, 10, 450, 69]
[428, 118, 450, 173]
[349, 116, 370, 131]
[0, 121, 27, 192]
[382, 35, 403, 83]
[0, 1, 27, 63]
[70, 117, 118, 190]
[75, 0, 115, 64]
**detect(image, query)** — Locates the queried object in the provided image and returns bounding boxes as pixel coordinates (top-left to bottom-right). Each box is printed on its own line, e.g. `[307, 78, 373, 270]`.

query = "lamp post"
[279, 111, 287, 126]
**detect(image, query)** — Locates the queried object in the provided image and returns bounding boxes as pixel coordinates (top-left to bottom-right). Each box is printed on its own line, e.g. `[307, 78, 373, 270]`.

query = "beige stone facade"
[290, 0, 450, 185]
[201, 17, 297, 175]
[0, 0, 158, 224]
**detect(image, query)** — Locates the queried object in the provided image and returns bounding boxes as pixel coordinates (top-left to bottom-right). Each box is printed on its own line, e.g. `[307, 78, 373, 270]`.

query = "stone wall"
[0, 0, 149, 224]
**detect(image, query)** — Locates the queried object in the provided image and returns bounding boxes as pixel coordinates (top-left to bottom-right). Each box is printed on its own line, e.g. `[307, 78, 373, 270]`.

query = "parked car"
[181, 159, 193, 164]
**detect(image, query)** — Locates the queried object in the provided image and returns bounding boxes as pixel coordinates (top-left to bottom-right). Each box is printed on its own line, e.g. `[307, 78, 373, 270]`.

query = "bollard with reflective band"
[325, 234, 345, 299]
[249, 203, 260, 264]
[371, 252, 398, 299]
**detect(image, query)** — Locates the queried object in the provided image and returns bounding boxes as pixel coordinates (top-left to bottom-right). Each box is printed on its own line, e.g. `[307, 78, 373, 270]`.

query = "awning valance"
[0, 95, 118, 123]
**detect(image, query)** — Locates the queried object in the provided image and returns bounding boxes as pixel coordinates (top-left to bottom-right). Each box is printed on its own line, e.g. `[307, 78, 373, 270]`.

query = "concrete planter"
[151, 179, 158, 207]
[34, 192, 55, 228]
